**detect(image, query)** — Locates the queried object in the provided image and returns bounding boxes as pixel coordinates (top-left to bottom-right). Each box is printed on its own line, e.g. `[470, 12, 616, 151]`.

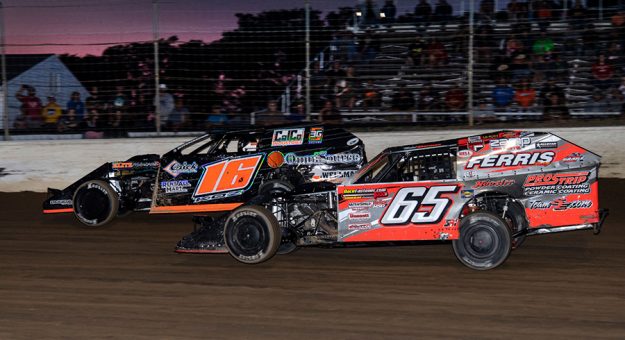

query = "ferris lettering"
[465, 152, 555, 169]
[381, 185, 458, 225]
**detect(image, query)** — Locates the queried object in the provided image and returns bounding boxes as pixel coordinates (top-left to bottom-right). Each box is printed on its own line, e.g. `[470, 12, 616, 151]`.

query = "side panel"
[337, 181, 465, 242]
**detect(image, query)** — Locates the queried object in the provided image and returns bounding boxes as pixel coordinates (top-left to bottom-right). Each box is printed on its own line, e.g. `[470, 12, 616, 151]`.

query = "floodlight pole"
[467, 0, 475, 127]
[305, 0, 311, 121]
[153, 0, 161, 135]
[0, 1, 8, 140]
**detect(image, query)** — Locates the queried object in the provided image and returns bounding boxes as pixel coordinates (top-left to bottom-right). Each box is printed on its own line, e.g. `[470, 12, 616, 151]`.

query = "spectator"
[542, 94, 569, 120]
[15, 85, 42, 128]
[514, 80, 537, 111]
[169, 99, 189, 130]
[569, 0, 588, 31]
[155, 84, 175, 127]
[57, 108, 80, 132]
[417, 83, 440, 111]
[510, 54, 532, 82]
[319, 100, 342, 124]
[592, 54, 614, 90]
[206, 105, 228, 126]
[359, 29, 381, 62]
[325, 61, 346, 90]
[535, 0, 552, 31]
[539, 79, 565, 106]
[492, 80, 515, 109]
[256, 100, 289, 126]
[392, 84, 415, 110]
[407, 34, 427, 67]
[380, 0, 396, 25]
[41, 96, 63, 128]
[532, 30, 554, 56]
[426, 38, 448, 67]
[504, 35, 524, 57]
[444, 84, 466, 111]
[86, 87, 105, 117]
[66, 91, 85, 121]
[433, 0, 453, 24]
[544, 53, 568, 81]
[362, 79, 380, 111]
[507, 0, 523, 21]
[335, 68, 356, 111]
[587, 90, 610, 113]
[414, 0, 432, 21]
[618, 76, 625, 97]
[357, 0, 379, 27]
[109, 86, 127, 129]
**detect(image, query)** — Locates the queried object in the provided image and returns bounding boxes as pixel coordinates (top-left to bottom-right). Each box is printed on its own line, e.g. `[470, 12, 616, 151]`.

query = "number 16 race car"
[176, 130, 608, 270]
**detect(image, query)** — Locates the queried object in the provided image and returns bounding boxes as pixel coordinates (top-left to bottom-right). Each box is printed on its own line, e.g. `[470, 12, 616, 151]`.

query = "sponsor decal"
[536, 141, 558, 149]
[112, 162, 133, 169]
[381, 185, 459, 225]
[529, 198, 593, 211]
[465, 151, 555, 169]
[489, 137, 531, 150]
[267, 151, 285, 168]
[347, 137, 360, 146]
[562, 152, 584, 163]
[271, 128, 305, 146]
[50, 199, 72, 206]
[163, 161, 198, 178]
[284, 151, 362, 166]
[444, 219, 458, 228]
[457, 149, 473, 158]
[312, 169, 358, 182]
[473, 179, 515, 188]
[348, 201, 373, 210]
[467, 135, 484, 152]
[308, 127, 324, 144]
[342, 188, 388, 200]
[349, 212, 371, 220]
[461, 189, 474, 198]
[348, 223, 371, 230]
[160, 180, 192, 194]
[112, 161, 159, 169]
[193, 154, 264, 202]
[439, 232, 451, 240]
[523, 171, 590, 195]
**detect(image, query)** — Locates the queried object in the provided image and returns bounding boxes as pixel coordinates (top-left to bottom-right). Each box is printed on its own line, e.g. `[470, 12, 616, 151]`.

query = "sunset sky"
[3, 0, 472, 56]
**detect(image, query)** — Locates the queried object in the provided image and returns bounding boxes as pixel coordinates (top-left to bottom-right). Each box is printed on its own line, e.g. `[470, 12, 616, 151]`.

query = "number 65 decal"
[381, 185, 459, 225]
[194, 154, 264, 197]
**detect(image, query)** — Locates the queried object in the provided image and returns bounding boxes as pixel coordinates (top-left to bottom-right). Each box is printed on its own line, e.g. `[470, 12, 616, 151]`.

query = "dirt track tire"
[453, 212, 512, 271]
[73, 180, 119, 227]
[224, 205, 281, 264]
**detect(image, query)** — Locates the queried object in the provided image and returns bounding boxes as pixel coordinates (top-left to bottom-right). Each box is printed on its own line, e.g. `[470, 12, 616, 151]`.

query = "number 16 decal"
[381, 185, 459, 225]
[194, 154, 264, 197]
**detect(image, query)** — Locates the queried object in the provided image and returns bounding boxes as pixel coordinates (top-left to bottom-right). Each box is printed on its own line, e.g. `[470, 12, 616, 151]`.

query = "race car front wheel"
[224, 205, 281, 264]
[73, 180, 119, 227]
[453, 212, 512, 270]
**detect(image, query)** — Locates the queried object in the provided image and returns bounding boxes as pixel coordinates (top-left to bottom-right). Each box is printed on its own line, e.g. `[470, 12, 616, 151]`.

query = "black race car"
[43, 125, 366, 227]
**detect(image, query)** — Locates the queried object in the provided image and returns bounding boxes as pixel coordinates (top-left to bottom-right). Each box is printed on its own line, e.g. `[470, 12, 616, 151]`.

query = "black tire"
[224, 205, 281, 264]
[453, 212, 512, 270]
[73, 180, 119, 227]
[504, 202, 528, 250]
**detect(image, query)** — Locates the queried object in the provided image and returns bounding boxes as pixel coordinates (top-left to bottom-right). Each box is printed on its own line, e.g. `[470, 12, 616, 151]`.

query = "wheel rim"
[230, 217, 267, 256]
[464, 224, 499, 259]
[76, 188, 110, 221]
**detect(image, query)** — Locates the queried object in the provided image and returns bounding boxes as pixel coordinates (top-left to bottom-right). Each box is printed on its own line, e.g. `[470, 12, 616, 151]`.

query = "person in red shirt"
[15, 85, 43, 128]
[445, 84, 466, 111]
[592, 54, 615, 90]
[514, 80, 536, 112]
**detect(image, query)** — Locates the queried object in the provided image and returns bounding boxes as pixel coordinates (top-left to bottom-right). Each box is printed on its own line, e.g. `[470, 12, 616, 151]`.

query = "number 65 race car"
[42, 125, 366, 227]
[176, 130, 608, 270]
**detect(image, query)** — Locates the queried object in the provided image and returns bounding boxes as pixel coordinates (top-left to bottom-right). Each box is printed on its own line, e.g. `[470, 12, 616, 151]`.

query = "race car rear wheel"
[73, 180, 119, 227]
[224, 205, 281, 264]
[453, 212, 512, 270]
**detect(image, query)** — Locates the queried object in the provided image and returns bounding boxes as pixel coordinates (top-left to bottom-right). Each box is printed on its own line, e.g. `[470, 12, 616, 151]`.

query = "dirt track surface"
[1, 181, 625, 339]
